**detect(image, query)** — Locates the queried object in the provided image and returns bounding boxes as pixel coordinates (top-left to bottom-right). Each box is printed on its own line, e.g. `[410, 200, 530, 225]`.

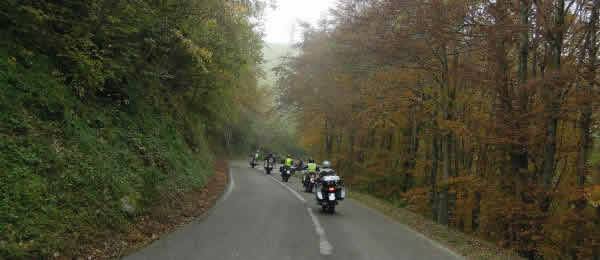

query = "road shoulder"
[350, 192, 524, 260]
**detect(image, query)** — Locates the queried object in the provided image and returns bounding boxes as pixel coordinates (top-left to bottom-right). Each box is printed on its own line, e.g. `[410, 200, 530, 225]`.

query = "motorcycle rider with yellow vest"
[284, 155, 293, 168]
[302, 159, 319, 192]
[279, 154, 294, 182]
[307, 159, 317, 173]
[280, 154, 293, 175]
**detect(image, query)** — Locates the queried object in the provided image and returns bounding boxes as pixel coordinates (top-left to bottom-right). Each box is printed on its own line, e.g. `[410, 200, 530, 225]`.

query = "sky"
[262, 0, 337, 44]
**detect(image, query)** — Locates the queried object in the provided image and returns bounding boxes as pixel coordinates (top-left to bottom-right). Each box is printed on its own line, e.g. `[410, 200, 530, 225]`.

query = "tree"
[277, 0, 600, 258]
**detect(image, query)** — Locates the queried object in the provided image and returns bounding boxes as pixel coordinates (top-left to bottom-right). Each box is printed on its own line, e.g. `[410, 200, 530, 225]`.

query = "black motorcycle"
[316, 175, 345, 213]
[280, 166, 293, 182]
[264, 159, 274, 175]
[303, 172, 317, 193]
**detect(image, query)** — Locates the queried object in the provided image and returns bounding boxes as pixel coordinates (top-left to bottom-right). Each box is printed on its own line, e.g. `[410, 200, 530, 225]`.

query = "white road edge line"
[222, 165, 235, 201]
[268, 174, 306, 203]
[307, 207, 333, 255]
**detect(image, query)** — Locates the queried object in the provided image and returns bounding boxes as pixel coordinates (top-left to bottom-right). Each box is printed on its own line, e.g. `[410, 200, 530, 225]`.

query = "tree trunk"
[511, 0, 531, 198]
[515, 0, 530, 171]
[410, 104, 419, 170]
[437, 133, 451, 225]
[431, 135, 439, 221]
[349, 128, 356, 163]
[541, 0, 564, 188]
[577, 0, 598, 187]
[435, 40, 452, 226]
[577, 2, 598, 258]
[324, 118, 333, 156]
[224, 126, 232, 155]
[542, 117, 558, 187]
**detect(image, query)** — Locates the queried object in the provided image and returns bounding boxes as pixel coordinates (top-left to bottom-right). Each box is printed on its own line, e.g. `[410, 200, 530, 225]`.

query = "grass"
[349, 192, 524, 260]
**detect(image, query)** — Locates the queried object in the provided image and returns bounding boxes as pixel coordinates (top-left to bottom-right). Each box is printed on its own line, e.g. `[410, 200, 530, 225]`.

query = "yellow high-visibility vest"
[285, 158, 293, 167]
[307, 163, 317, 172]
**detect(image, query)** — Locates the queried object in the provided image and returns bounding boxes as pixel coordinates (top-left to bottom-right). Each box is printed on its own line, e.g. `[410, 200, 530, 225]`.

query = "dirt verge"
[71, 160, 229, 260]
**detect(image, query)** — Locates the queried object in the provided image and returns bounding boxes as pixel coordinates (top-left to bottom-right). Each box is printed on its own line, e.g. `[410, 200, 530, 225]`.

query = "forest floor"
[350, 192, 524, 260]
[71, 160, 229, 260]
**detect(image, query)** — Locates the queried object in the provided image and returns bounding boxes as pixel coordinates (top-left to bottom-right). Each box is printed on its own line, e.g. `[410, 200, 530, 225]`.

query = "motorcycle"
[303, 172, 317, 193]
[264, 159, 274, 175]
[315, 174, 345, 213]
[249, 158, 257, 168]
[280, 166, 293, 182]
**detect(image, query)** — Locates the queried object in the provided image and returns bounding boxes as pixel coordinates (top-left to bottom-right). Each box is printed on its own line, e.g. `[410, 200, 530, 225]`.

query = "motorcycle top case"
[322, 175, 340, 182]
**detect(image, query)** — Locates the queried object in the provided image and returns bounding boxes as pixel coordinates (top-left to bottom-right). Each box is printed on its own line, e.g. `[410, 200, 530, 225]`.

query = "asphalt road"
[125, 161, 463, 260]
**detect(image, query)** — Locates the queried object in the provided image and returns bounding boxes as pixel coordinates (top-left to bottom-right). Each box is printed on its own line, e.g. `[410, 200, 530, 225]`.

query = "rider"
[264, 152, 274, 166]
[315, 160, 345, 207]
[318, 160, 337, 180]
[250, 150, 259, 163]
[281, 154, 294, 175]
[265, 152, 274, 162]
[284, 154, 293, 168]
[296, 159, 305, 171]
[303, 158, 319, 186]
[307, 159, 318, 173]
[249, 150, 257, 165]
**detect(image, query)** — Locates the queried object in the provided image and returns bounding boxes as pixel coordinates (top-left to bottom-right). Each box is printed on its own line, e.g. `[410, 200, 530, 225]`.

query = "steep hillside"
[0, 49, 214, 258]
[0, 1, 269, 258]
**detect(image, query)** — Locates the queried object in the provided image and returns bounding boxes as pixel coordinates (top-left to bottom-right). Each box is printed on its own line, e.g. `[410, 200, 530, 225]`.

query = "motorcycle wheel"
[321, 203, 335, 214]
[325, 205, 335, 214]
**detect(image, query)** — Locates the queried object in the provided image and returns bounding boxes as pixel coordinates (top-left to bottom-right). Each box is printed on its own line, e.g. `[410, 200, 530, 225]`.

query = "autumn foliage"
[277, 0, 600, 258]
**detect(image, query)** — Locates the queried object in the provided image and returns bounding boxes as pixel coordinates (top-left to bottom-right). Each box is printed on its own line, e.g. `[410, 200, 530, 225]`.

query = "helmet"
[309, 158, 315, 163]
[322, 160, 331, 169]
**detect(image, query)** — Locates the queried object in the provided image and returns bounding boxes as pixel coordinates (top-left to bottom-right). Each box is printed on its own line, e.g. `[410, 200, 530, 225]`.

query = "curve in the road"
[125, 161, 464, 260]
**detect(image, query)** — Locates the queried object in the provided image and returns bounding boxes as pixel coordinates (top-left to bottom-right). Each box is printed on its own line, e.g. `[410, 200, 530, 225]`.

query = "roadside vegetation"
[277, 0, 600, 259]
[0, 0, 296, 258]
